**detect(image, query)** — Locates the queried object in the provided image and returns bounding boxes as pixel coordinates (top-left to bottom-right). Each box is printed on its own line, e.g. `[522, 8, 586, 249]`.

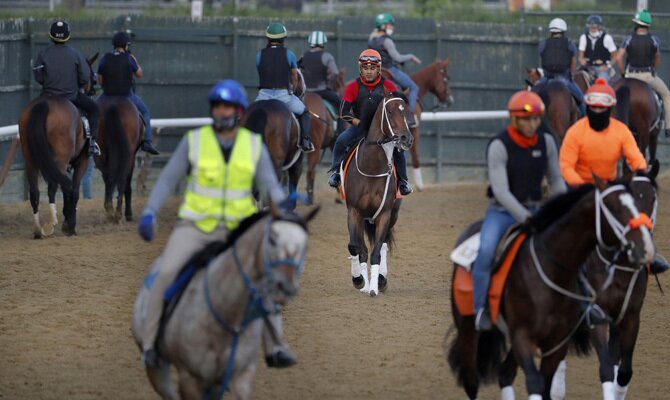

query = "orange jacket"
[560, 117, 647, 186]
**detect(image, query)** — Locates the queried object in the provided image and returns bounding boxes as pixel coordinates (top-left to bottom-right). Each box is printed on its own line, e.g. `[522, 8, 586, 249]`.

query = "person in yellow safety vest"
[137, 80, 297, 368]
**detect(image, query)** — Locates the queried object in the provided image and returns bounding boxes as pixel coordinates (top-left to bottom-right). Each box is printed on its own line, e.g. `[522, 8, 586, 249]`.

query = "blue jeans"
[472, 206, 521, 312]
[388, 66, 418, 113]
[540, 75, 586, 116]
[256, 89, 305, 114]
[129, 92, 152, 142]
[82, 154, 94, 199]
[330, 125, 364, 171]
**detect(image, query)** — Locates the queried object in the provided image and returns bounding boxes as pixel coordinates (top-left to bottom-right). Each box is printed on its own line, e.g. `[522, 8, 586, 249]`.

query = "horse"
[446, 177, 654, 400]
[18, 54, 98, 238]
[382, 59, 454, 190]
[241, 99, 302, 203]
[343, 91, 413, 297]
[303, 91, 335, 204]
[94, 95, 142, 223]
[526, 67, 577, 143]
[550, 167, 659, 400]
[132, 207, 319, 400]
[612, 78, 661, 167]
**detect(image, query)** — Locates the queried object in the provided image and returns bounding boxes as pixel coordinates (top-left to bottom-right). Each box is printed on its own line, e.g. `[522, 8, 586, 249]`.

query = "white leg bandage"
[614, 383, 628, 400]
[369, 264, 380, 297]
[380, 243, 388, 277]
[602, 381, 615, 400]
[501, 385, 515, 400]
[349, 255, 361, 277]
[550, 359, 566, 400]
[359, 263, 369, 293]
[412, 167, 424, 191]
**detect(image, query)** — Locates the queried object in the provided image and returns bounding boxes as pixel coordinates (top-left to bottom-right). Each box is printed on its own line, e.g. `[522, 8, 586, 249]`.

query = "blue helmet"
[586, 14, 603, 27]
[208, 80, 248, 110]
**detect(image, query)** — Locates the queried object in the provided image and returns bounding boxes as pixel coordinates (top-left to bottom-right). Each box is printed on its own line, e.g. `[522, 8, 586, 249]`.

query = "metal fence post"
[232, 17, 239, 80]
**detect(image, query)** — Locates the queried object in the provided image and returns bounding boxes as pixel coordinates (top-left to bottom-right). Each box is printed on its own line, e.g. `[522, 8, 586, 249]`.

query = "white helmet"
[548, 18, 568, 33]
[307, 30, 327, 47]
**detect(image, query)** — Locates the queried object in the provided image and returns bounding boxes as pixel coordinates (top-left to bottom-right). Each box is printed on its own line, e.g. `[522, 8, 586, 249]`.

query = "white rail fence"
[0, 111, 509, 142]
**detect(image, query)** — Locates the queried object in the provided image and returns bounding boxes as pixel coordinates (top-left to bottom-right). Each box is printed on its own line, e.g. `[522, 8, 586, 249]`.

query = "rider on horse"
[578, 15, 617, 82]
[473, 90, 567, 331]
[328, 49, 413, 196]
[368, 12, 422, 128]
[559, 78, 669, 274]
[615, 9, 670, 138]
[300, 31, 342, 114]
[255, 22, 314, 153]
[136, 80, 296, 368]
[538, 18, 587, 116]
[97, 31, 160, 155]
[33, 20, 100, 156]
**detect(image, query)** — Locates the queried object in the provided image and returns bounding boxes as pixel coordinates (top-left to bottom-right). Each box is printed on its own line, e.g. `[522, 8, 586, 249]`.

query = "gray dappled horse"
[132, 207, 319, 399]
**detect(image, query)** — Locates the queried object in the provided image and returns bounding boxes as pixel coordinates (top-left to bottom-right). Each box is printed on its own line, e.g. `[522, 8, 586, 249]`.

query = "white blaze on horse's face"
[618, 192, 655, 265]
[266, 221, 308, 303]
[382, 97, 412, 150]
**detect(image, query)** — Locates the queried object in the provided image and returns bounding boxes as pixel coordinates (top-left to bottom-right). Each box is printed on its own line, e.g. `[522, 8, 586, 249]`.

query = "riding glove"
[138, 214, 155, 242]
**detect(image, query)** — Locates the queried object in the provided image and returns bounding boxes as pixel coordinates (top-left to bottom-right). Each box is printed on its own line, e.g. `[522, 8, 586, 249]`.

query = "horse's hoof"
[378, 275, 388, 292]
[33, 233, 43, 239]
[369, 289, 378, 297]
[42, 224, 54, 237]
[126, 215, 133, 222]
[352, 275, 365, 289]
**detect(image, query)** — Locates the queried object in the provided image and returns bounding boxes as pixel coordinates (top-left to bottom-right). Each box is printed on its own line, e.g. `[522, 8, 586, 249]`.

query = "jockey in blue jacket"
[97, 31, 159, 155]
[256, 22, 314, 153]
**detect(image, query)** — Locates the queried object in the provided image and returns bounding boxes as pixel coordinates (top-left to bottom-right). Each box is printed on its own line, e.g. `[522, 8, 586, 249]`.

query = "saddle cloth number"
[450, 233, 480, 271]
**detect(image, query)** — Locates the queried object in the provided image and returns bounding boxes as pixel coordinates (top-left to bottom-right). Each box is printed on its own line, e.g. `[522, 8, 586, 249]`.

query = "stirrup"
[299, 139, 315, 153]
[89, 140, 101, 156]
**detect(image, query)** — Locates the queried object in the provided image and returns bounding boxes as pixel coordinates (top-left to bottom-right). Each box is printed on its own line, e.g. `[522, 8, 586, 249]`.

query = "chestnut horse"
[382, 59, 454, 190]
[95, 95, 142, 223]
[526, 68, 577, 143]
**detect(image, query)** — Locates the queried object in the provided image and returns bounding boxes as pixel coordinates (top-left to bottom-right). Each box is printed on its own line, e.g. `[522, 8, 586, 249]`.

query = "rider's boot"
[297, 110, 314, 153]
[141, 140, 160, 155]
[650, 253, 669, 274]
[393, 150, 413, 196]
[87, 116, 101, 156]
[328, 136, 347, 188]
[406, 112, 418, 128]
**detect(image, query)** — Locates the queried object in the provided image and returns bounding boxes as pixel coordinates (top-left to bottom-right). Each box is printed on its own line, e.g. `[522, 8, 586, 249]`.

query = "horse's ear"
[301, 205, 320, 224]
[621, 169, 634, 185]
[525, 66, 532, 73]
[648, 159, 660, 179]
[443, 58, 449, 66]
[592, 172, 607, 190]
[525, 79, 534, 88]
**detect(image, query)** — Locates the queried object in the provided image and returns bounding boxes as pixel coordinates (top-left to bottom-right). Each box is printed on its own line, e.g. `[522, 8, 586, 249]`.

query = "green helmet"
[375, 13, 395, 28]
[266, 22, 287, 39]
[633, 9, 652, 27]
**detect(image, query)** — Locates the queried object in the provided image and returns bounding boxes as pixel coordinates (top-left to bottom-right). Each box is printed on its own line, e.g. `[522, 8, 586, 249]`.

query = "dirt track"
[1, 179, 669, 399]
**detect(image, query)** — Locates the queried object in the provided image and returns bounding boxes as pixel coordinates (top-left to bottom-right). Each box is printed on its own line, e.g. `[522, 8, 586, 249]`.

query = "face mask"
[212, 115, 239, 132]
[588, 30, 602, 40]
[587, 107, 611, 131]
[385, 28, 394, 36]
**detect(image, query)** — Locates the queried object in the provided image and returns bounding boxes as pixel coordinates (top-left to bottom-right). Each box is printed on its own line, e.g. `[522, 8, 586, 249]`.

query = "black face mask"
[587, 107, 612, 131]
[212, 115, 239, 132]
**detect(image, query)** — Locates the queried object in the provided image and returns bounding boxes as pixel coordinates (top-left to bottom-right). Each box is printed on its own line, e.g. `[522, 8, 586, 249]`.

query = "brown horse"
[18, 54, 98, 238]
[526, 68, 577, 143]
[612, 78, 661, 166]
[447, 178, 654, 399]
[303, 92, 334, 204]
[95, 95, 142, 223]
[382, 59, 454, 190]
[344, 91, 412, 297]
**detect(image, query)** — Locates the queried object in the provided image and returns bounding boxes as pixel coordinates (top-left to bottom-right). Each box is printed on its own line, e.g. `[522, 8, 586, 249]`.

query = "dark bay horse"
[132, 207, 319, 400]
[526, 68, 577, 143]
[446, 178, 654, 399]
[382, 59, 454, 190]
[344, 91, 412, 297]
[242, 99, 302, 200]
[95, 95, 142, 223]
[18, 54, 98, 237]
[612, 78, 661, 166]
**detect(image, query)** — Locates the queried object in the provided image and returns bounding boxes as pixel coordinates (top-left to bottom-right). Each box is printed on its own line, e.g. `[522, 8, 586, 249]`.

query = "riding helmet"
[375, 13, 395, 28]
[208, 80, 249, 111]
[584, 78, 617, 107]
[548, 18, 568, 33]
[358, 49, 382, 66]
[266, 22, 287, 40]
[49, 20, 70, 43]
[507, 91, 545, 117]
[586, 14, 603, 28]
[308, 31, 327, 47]
[113, 31, 131, 48]
[633, 9, 652, 27]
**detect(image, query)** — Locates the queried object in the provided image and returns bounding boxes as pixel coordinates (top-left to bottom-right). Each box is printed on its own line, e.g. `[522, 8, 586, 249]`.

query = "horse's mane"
[527, 184, 594, 233]
[359, 91, 406, 137]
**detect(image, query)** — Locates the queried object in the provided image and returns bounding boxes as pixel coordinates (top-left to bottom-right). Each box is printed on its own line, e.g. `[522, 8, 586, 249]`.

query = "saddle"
[451, 224, 527, 325]
[337, 140, 400, 202]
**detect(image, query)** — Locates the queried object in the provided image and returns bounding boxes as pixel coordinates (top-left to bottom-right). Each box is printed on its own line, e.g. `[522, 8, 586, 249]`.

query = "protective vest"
[541, 37, 572, 74]
[178, 126, 261, 232]
[258, 46, 291, 89]
[99, 51, 133, 95]
[584, 34, 611, 65]
[301, 51, 328, 90]
[353, 77, 386, 118]
[367, 35, 395, 68]
[627, 34, 656, 69]
[487, 129, 547, 204]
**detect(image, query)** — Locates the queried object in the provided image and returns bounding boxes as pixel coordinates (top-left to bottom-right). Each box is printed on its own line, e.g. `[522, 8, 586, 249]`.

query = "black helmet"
[49, 20, 70, 43]
[113, 31, 131, 48]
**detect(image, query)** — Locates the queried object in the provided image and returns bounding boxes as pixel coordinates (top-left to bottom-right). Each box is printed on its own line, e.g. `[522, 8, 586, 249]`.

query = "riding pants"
[388, 66, 419, 113]
[256, 88, 312, 144]
[71, 92, 100, 139]
[626, 70, 670, 127]
[540, 75, 587, 116]
[471, 206, 520, 313]
[129, 92, 153, 142]
[330, 125, 364, 171]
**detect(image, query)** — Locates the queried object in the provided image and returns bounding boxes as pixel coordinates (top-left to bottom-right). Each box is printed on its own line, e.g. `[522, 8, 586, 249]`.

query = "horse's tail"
[363, 220, 395, 253]
[569, 319, 592, 357]
[103, 104, 131, 191]
[447, 328, 506, 386]
[615, 84, 631, 125]
[25, 100, 73, 191]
